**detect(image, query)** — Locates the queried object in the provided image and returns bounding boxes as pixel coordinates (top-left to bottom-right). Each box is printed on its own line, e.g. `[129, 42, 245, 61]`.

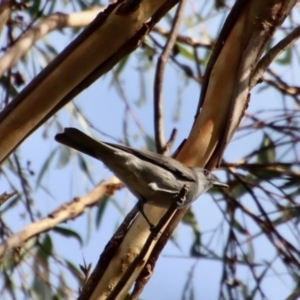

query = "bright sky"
[1, 1, 300, 299]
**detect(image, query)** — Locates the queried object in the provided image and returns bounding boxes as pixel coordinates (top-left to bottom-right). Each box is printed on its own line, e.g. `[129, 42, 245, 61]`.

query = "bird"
[55, 128, 228, 229]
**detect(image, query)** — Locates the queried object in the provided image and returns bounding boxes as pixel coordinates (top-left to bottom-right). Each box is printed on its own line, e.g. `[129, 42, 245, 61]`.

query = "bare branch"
[251, 25, 300, 89]
[0, 0, 181, 163]
[106, 185, 189, 300]
[163, 128, 177, 156]
[0, 0, 12, 36]
[130, 186, 190, 298]
[150, 35, 202, 83]
[263, 76, 300, 96]
[0, 190, 17, 205]
[0, 177, 122, 260]
[78, 205, 140, 299]
[152, 26, 213, 49]
[206, 0, 297, 168]
[153, 0, 187, 154]
[0, 5, 214, 81]
[0, 8, 104, 77]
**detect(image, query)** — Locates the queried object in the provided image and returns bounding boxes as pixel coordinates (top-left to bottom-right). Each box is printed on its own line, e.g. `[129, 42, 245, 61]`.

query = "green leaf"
[28, 0, 42, 15]
[44, 43, 59, 60]
[77, 153, 95, 185]
[273, 205, 300, 225]
[37, 234, 53, 266]
[56, 145, 71, 168]
[0, 75, 18, 97]
[280, 180, 297, 190]
[95, 195, 110, 229]
[245, 233, 255, 264]
[45, 0, 57, 16]
[144, 135, 156, 152]
[232, 219, 247, 234]
[77, 0, 89, 10]
[53, 226, 83, 246]
[32, 235, 52, 299]
[229, 179, 248, 198]
[32, 273, 52, 300]
[256, 133, 275, 164]
[176, 43, 194, 61]
[249, 163, 292, 180]
[2, 272, 16, 297]
[3, 238, 37, 269]
[115, 55, 129, 75]
[36, 148, 58, 188]
[182, 209, 202, 256]
[276, 47, 291, 65]
[1, 195, 20, 213]
[65, 260, 84, 285]
[182, 208, 198, 228]
[54, 274, 71, 300]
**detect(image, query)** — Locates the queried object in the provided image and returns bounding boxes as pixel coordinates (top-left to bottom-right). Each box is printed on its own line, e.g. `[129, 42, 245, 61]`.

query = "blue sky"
[1, 1, 300, 299]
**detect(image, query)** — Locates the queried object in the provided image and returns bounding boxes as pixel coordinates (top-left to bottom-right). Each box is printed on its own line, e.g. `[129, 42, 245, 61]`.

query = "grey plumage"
[55, 128, 228, 228]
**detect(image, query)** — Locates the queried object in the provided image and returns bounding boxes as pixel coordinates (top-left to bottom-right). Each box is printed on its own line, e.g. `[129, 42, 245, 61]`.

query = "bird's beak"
[212, 180, 229, 188]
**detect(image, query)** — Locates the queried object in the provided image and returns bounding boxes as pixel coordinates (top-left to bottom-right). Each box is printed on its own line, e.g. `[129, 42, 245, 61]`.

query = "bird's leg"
[148, 182, 178, 194]
[150, 184, 190, 238]
[136, 199, 155, 230]
[148, 182, 188, 206]
[175, 185, 188, 206]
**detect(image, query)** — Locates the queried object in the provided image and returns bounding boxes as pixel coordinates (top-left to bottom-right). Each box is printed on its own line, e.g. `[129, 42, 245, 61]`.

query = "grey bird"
[55, 128, 228, 229]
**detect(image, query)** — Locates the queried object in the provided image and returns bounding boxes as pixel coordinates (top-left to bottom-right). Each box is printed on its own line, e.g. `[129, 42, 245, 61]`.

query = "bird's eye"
[203, 170, 209, 177]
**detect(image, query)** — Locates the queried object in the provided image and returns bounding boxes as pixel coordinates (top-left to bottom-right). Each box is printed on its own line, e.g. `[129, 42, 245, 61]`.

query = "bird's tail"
[55, 127, 105, 160]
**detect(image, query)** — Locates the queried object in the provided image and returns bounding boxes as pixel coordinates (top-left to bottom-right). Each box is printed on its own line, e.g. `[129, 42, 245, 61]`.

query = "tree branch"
[0, 8, 104, 77]
[153, 0, 187, 154]
[250, 25, 300, 89]
[106, 185, 189, 300]
[0, 177, 122, 260]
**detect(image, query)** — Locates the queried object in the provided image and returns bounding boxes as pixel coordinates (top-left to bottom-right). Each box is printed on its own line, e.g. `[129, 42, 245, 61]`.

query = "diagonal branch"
[0, 0, 181, 164]
[250, 25, 300, 89]
[0, 8, 104, 77]
[0, 177, 122, 261]
[106, 185, 189, 300]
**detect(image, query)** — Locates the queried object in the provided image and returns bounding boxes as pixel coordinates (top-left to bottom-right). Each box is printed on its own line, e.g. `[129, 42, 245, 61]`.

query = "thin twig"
[113, 73, 147, 139]
[150, 35, 201, 83]
[72, 103, 122, 142]
[152, 26, 213, 49]
[163, 128, 177, 156]
[263, 77, 300, 97]
[193, 46, 202, 79]
[250, 25, 300, 89]
[232, 172, 300, 266]
[0, 191, 17, 206]
[13, 153, 34, 222]
[153, 0, 187, 154]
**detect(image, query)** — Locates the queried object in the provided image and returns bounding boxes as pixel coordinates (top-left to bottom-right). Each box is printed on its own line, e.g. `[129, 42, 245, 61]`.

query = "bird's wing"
[105, 142, 196, 182]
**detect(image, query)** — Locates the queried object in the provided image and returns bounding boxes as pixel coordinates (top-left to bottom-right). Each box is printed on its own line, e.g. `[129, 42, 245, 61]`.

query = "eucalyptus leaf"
[53, 226, 83, 246]
[256, 133, 275, 164]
